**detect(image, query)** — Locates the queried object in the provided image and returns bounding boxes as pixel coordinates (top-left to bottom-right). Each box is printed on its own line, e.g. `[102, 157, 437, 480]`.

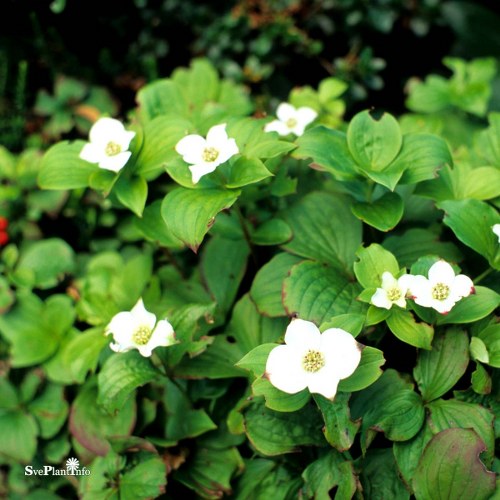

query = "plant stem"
[233, 204, 258, 266]
[474, 267, 492, 285]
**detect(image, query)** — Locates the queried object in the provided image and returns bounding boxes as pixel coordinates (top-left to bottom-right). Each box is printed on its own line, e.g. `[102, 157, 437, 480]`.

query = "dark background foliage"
[2, 0, 500, 151]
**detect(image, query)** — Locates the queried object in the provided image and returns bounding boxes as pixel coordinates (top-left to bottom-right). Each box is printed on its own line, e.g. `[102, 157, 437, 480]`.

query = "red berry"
[0, 231, 9, 246]
[0, 217, 8, 231]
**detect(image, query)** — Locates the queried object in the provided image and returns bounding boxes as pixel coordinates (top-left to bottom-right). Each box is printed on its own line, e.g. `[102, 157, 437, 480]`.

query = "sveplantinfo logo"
[25, 457, 91, 476]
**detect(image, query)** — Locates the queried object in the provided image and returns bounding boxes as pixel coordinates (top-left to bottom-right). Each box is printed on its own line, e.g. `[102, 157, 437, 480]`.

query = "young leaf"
[353, 243, 400, 289]
[352, 192, 404, 231]
[386, 308, 434, 350]
[347, 110, 402, 172]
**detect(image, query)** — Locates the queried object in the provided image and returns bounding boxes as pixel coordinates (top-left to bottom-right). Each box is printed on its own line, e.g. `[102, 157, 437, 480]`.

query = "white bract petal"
[105, 298, 175, 357]
[410, 260, 475, 314]
[79, 117, 135, 172]
[370, 271, 411, 310]
[264, 102, 317, 136]
[493, 224, 500, 243]
[175, 123, 239, 184]
[265, 319, 362, 400]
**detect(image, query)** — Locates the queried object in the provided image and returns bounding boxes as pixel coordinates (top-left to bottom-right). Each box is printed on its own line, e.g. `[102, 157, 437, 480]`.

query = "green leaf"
[406, 75, 450, 113]
[302, 450, 357, 500]
[114, 176, 148, 217]
[360, 449, 410, 500]
[383, 228, 463, 268]
[38, 141, 98, 189]
[476, 323, 500, 368]
[282, 191, 362, 271]
[225, 157, 273, 188]
[436, 286, 500, 325]
[352, 192, 404, 231]
[174, 442, 243, 499]
[252, 378, 310, 412]
[69, 380, 136, 455]
[61, 327, 109, 384]
[243, 400, 324, 456]
[313, 393, 360, 451]
[234, 459, 300, 499]
[350, 369, 425, 452]
[413, 328, 469, 402]
[119, 454, 167, 500]
[251, 218, 292, 246]
[161, 187, 240, 252]
[474, 112, 500, 167]
[0, 292, 65, 367]
[135, 116, 192, 174]
[16, 238, 75, 289]
[283, 260, 366, 325]
[201, 235, 249, 313]
[413, 429, 495, 500]
[97, 351, 159, 414]
[136, 80, 188, 122]
[394, 423, 434, 486]
[134, 200, 184, 249]
[353, 243, 400, 289]
[386, 308, 434, 349]
[0, 410, 38, 462]
[471, 363, 492, 395]
[347, 110, 403, 172]
[226, 118, 295, 159]
[294, 126, 357, 180]
[28, 384, 69, 439]
[163, 379, 216, 442]
[398, 133, 453, 184]
[337, 346, 385, 392]
[438, 198, 500, 269]
[320, 313, 365, 337]
[250, 252, 302, 317]
[427, 399, 495, 466]
[236, 343, 277, 377]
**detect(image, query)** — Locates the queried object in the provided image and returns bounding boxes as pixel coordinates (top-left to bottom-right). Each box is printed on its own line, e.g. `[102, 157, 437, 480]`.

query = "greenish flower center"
[286, 117, 298, 129]
[432, 283, 450, 301]
[302, 350, 325, 373]
[387, 287, 402, 301]
[202, 147, 219, 162]
[132, 325, 153, 345]
[105, 141, 122, 156]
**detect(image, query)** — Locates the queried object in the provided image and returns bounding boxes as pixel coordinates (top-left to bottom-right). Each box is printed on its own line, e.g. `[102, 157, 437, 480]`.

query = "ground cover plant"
[0, 53, 499, 499]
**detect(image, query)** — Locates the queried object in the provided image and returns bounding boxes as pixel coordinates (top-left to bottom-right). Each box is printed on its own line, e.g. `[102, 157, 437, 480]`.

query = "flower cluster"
[371, 260, 474, 315]
[105, 298, 175, 357]
[80, 117, 136, 172]
[265, 319, 362, 400]
[175, 124, 239, 184]
[0, 217, 9, 246]
[264, 103, 317, 137]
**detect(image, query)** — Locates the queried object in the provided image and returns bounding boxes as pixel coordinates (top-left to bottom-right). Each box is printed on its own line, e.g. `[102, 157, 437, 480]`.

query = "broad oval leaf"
[413, 328, 469, 402]
[352, 192, 404, 231]
[413, 428, 495, 500]
[161, 187, 240, 252]
[386, 308, 434, 350]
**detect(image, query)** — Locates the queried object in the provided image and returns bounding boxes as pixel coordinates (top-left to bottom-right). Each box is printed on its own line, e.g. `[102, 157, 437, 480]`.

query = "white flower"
[493, 224, 500, 243]
[175, 123, 239, 184]
[409, 260, 475, 314]
[371, 271, 413, 310]
[105, 298, 175, 357]
[80, 117, 136, 172]
[264, 103, 317, 137]
[265, 318, 362, 400]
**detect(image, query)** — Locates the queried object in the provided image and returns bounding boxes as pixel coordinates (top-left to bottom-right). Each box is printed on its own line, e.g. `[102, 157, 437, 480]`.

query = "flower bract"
[105, 298, 175, 357]
[175, 123, 239, 184]
[493, 224, 500, 243]
[265, 318, 362, 400]
[409, 260, 474, 314]
[79, 117, 136, 172]
[264, 103, 317, 136]
[371, 271, 413, 309]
